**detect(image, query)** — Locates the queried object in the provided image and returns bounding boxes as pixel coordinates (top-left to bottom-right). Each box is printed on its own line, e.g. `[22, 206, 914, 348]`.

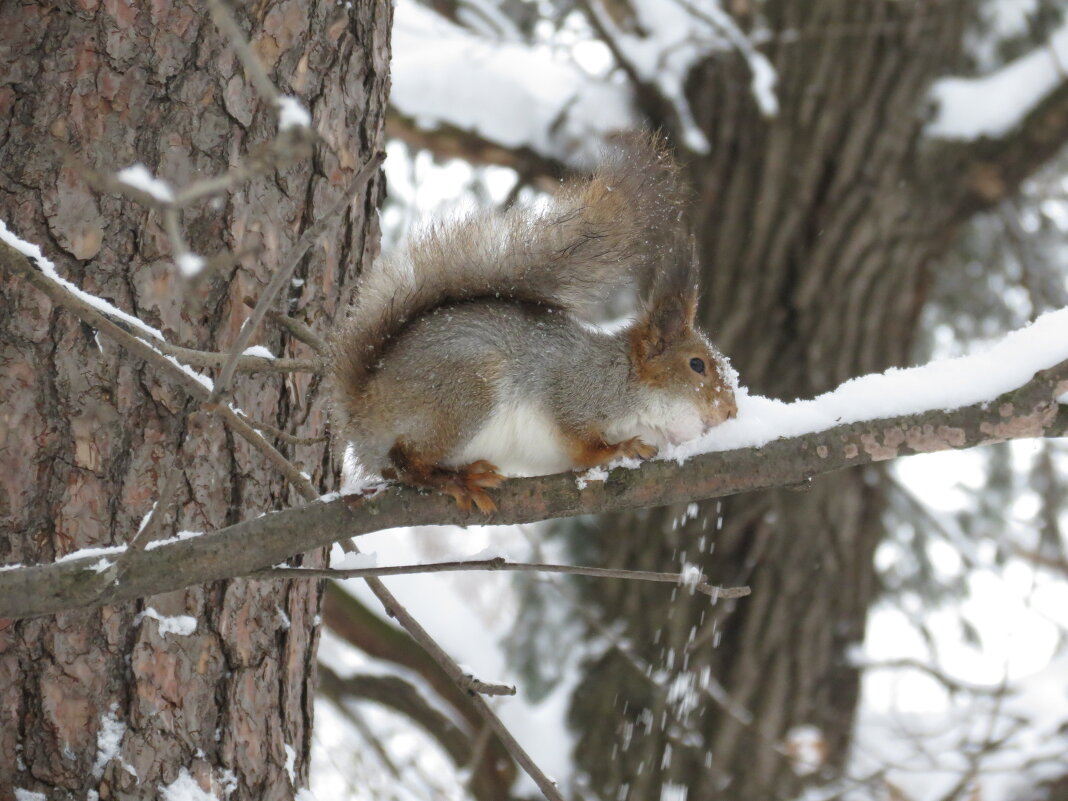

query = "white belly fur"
[448, 401, 573, 477]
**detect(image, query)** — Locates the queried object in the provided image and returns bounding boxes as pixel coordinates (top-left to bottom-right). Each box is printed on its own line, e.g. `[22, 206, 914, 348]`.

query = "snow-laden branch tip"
[928, 22, 1068, 140]
[668, 306, 1068, 462]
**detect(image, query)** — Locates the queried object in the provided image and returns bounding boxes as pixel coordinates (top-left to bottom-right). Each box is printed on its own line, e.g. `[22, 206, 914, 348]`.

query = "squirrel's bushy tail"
[332, 134, 687, 421]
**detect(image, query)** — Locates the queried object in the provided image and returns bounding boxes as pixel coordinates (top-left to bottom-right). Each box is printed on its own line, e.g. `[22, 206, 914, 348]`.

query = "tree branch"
[262, 558, 751, 599]
[386, 111, 567, 186]
[3, 355, 1066, 621]
[931, 75, 1068, 220]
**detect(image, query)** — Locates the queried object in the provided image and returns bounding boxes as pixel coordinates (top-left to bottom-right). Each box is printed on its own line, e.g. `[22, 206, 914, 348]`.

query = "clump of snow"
[670, 307, 1068, 462]
[14, 790, 46, 801]
[928, 23, 1068, 140]
[329, 544, 379, 570]
[137, 504, 157, 535]
[575, 465, 608, 490]
[241, 345, 275, 359]
[217, 769, 237, 798]
[677, 563, 704, 593]
[0, 563, 23, 572]
[466, 545, 507, 561]
[92, 705, 130, 778]
[277, 96, 311, 130]
[783, 724, 827, 776]
[176, 253, 206, 278]
[145, 530, 204, 551]
[136, 607, 197, 637]
[56, 545, 127, 565]
[284, 744, 297, 784]
[116, 164, 175, 203]
[88, 559, 113, 573]
[160, 768, 218, 801]
[162, 353, 214, 391]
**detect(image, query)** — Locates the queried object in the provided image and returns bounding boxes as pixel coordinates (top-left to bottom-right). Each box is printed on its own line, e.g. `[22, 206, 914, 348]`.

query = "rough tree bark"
[0, 2, 389, 799]
[567, 2, 1068, 799]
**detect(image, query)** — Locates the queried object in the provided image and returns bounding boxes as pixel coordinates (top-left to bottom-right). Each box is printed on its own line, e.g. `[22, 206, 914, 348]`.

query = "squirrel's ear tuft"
[635, 235, 700, 355]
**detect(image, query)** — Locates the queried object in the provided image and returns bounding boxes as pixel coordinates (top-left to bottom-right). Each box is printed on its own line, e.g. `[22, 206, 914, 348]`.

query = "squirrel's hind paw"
[389, 445, 505, 514]
[447, 460, 504, 514]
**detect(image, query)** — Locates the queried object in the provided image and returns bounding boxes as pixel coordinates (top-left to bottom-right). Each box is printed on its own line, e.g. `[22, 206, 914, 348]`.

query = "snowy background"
[306, 2, 1068, 798]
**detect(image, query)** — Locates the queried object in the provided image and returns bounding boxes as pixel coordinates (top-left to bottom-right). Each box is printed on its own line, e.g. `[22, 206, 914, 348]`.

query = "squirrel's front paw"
[619, 437, 658, 461]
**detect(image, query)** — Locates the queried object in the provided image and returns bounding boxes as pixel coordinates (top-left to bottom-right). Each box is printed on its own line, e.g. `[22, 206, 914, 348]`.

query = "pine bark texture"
[570, 2, 982, 799]
[0, 2, 389, 799]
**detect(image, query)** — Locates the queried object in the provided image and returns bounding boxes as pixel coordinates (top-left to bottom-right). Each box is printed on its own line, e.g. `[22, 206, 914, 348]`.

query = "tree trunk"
[0, 2, 389, 799]
[570, 2, 975, 798]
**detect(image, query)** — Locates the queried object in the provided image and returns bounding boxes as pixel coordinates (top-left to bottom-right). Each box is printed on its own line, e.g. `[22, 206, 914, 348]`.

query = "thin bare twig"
[103, 444, 191, 591]
[856, 658, 1005, 696]
[211, 152, 383, 398]
[262, 557, 751, 599]
[207, 0, 279, 103]
[244, 417, 329, 446]
[266, 310, 331, 356]
[360, 575, 566, 801]
[461, 675, 516, 697]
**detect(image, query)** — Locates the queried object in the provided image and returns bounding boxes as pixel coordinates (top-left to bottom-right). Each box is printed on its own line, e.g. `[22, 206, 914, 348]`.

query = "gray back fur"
[331, 134, 688, 432]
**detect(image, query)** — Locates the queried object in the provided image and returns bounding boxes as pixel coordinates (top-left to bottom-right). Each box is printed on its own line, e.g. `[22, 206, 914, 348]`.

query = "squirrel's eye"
[689, 357, 705, 375]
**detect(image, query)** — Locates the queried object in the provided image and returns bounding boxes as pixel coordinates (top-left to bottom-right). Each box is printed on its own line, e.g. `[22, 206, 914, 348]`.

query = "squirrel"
[331, 135, 738, 513]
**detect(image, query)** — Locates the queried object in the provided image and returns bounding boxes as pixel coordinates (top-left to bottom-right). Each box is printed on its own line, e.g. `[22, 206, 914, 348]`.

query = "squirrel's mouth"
[701, 394, 738, 429]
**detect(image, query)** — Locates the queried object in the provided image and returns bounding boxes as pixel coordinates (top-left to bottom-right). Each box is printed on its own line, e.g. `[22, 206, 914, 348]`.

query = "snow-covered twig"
[0, 235, 319, 500]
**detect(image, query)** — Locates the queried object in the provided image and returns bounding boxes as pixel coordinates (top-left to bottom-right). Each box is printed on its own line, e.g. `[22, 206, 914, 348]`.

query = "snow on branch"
[3, 314, 1067, 621]
[391, 0, 635, 166]
[579, 0, 777, 154]
[391, 0, 778, 165]
[928, 22, 1068, 141]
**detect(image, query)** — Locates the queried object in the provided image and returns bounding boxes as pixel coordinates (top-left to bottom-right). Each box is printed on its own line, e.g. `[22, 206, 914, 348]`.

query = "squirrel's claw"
[443, 461, 504, 514]
[465, 460, 506, 488]
[387, 446, 504, 514]
[619, 437, 658, 461]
